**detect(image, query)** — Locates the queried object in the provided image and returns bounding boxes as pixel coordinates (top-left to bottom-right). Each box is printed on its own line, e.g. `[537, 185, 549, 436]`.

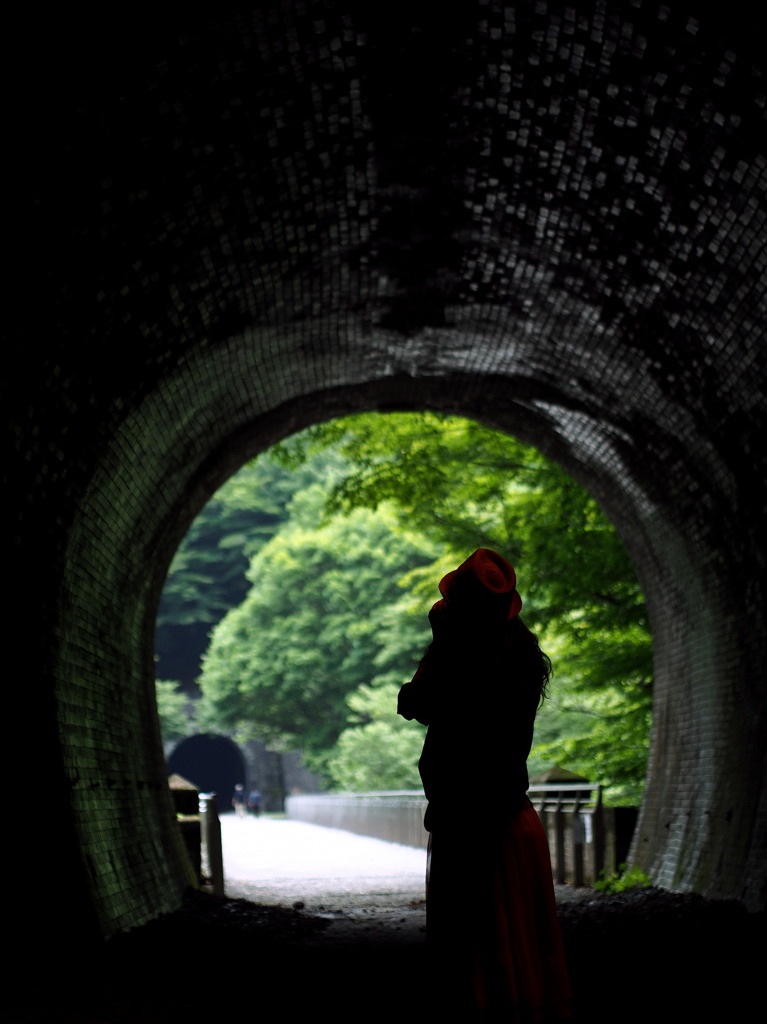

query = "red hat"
[435, 548, 522, 620]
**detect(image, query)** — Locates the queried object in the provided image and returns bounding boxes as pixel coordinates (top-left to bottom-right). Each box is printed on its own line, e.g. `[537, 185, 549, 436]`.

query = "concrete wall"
[287, 792, 430, 849]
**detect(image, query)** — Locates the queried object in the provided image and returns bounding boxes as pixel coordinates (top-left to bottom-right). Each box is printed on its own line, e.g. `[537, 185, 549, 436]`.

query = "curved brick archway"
[9, 0, 766, 948]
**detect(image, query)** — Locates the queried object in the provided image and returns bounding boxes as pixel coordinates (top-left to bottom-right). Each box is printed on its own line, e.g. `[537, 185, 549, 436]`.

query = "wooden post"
[199, 793, 225, 897]
[554, 794, 565, 884]
[537, 794, 549, 856]
[592, 785, 604, 881]
[572, 794, 584, 888]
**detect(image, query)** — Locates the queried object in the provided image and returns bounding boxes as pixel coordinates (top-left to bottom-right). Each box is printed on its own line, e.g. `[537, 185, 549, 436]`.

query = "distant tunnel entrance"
[168, 735, 246, 811]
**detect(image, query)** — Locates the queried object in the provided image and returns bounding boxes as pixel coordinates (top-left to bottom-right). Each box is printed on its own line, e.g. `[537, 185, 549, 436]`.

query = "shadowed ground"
[7, 819, 762, 1022]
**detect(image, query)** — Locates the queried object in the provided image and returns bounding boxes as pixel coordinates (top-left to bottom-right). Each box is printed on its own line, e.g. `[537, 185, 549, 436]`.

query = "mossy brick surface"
[8, 0, 766, 945]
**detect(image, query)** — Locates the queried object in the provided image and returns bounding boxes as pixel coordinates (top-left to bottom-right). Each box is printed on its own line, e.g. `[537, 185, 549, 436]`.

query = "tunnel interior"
[168, 735, 247, 809]
[9, 0, 766, 952]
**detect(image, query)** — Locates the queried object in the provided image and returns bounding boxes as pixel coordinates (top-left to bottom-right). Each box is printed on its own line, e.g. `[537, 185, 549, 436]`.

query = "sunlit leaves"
[325, 682, 426, 791]
[154, 680, 195, 744]
[274, 412, 653, 802]
[198, 482, 438, 766]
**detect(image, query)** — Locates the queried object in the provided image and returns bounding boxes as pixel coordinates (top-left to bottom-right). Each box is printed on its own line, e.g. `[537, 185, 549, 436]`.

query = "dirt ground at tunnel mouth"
[6, 885, 763, 1024]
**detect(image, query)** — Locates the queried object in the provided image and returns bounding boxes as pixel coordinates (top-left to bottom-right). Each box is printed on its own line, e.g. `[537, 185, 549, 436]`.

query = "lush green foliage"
[154, 680, 195, 744]
[198, 471, 437, 770]
[273, 413, 641, 626]
[325, 682, 426, 791]
[273, 412, 653, 803]
[162, 411, 653, 803]
[155, 458, 313, 687]
[530, 630, 652, 803]
[593, 863, 652, 894]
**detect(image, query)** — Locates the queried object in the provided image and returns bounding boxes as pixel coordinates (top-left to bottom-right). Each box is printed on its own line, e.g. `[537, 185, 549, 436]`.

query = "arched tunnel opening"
[157, 413, 653, 809]
[9, 1, 765, 1018]
[154, 413, 653, 912]
[36, 366, 763, 944]
[167, 735, 247, 808]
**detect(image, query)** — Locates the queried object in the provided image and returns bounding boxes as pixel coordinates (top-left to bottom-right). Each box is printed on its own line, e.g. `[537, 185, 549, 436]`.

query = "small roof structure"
[168, 773, 199, 791]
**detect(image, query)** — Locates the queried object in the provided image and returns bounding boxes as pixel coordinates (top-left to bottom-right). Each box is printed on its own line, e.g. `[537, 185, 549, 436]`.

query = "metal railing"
[528, 782, 604, 887]
[287, 782, 613, 886]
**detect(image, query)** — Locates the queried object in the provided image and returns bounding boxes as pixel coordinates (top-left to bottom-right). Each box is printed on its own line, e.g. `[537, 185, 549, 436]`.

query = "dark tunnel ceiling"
[13, 1, 763, 587]
[18, 3, 766, 399]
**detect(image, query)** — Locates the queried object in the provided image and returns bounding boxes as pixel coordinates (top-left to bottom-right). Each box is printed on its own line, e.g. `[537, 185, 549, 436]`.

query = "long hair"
[505, 616, 552, 708]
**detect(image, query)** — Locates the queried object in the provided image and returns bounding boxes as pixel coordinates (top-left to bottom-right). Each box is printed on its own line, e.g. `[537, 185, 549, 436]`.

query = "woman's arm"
[397, 652, 435, 726]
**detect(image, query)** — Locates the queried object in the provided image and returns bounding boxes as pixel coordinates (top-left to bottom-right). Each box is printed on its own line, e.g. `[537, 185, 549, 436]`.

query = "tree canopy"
[198, 474, 437, 770]
[271, 413, 652, 803]
[154, 679, 195, 746]
[155, 454, 338, 688]
[162, 412, 652, 804]
[325, 681, 425, 791]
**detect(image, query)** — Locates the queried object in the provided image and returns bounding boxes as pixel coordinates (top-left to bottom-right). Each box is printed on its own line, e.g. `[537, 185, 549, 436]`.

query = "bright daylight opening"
[157, 412, 652, 906]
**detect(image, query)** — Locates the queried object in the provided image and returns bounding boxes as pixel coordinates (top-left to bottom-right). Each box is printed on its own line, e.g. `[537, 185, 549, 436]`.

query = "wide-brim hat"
[436, 548, 522, 620]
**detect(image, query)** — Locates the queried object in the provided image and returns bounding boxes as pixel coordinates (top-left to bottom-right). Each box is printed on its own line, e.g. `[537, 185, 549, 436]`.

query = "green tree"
[274, 413, 643, 627]
[156, 455, 337, 688]
[527, 626, 652, 803]
[154, 679, 195, 745]
[198, 477, 439, 770]
[325, 681, 426, 791]
[273, 412, 652, 803]
[325, 596, 431, 790]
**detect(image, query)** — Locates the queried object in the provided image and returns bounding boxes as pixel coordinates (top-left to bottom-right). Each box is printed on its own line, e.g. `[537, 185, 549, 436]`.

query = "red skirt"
[426, 799, 571, 1020]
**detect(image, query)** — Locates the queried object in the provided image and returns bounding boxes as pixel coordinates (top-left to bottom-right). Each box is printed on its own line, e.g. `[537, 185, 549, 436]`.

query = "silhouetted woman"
[398, 549, 571, 1020]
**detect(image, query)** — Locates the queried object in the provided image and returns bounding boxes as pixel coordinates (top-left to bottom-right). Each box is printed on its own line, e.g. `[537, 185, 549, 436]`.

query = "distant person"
[398, 548, 571, 1019]
[247, 787, 262, 816]
[232, 783, 247, 818]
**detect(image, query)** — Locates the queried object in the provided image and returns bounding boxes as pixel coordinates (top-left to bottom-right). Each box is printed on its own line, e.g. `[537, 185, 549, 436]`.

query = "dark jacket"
[398, 628, 540, 832]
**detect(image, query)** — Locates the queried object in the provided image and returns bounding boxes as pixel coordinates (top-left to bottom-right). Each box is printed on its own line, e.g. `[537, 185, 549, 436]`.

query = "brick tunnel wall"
[8, 0, 766, 945]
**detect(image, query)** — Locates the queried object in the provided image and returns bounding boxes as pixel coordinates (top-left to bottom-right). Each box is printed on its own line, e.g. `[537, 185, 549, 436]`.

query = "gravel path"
[222, 814, 427, 904]
[221, 813, 593, 944]
[222, 814, 428, 943]
[6, 815, 759, 1023]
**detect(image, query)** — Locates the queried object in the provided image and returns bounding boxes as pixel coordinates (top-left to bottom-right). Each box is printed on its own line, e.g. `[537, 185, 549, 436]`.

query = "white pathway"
[220, 813, 427, 909]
